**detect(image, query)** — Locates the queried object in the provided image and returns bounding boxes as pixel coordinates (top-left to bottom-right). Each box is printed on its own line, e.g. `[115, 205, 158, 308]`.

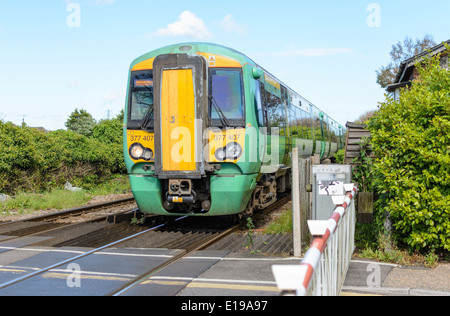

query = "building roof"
[387, 39, 450, 92]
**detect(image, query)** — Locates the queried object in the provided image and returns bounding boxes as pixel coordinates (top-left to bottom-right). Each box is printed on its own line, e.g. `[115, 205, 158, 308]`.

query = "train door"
[281, 86, 291, 166]
[160, 68, 196, 172]
[256, 81, 268, 164]
[152, 54, 208, 179]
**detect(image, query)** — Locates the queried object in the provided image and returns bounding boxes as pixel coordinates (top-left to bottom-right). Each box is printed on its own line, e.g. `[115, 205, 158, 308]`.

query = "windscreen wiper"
[209, 95, 231, 127]
[140, 105, 154, 131]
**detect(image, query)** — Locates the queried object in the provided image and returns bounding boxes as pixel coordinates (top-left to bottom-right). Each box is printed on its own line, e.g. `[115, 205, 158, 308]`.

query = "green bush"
[92, 117, 125, 174]
[332, 148, 345, 164]
[368, 49, 450, 252]
[0, 117, 126, 194]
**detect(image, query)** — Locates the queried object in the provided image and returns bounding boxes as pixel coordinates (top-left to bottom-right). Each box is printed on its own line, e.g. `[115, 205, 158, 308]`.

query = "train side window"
[254, 81, 266, 127]
[325, 120, 331, 142]
[330, 126, 338, 143]
[295, 107, 302, 138]
[266, 92, 278, 129]
[265, 90, 285, 134]
[289, 105, 298, 137]
[305, 111, 312, 139]
[313, 117, 321, 141]
[323, 117, 331, 143]
[280, 86, 288, 136]
[297, 109, 310, 140]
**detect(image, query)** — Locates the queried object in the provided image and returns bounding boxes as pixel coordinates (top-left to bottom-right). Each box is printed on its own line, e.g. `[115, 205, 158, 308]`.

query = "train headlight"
[130, 143, 144, 159]
[215, 147, 226, 161]
[143, 148, 154, 161]
[129, 143, 153, 161]
[215, 142, 243, 161]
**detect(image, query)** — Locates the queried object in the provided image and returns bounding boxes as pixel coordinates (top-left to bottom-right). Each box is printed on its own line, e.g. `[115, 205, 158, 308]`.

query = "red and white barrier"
[273, 184, 357, 296]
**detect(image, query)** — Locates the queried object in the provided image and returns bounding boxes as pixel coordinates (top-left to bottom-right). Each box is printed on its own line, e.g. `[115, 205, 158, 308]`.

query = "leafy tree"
[92, 112, 126, 173]
[369, 47, 450, 252]
[115, 109, 124, 122]
[65, 108, 97, 137]
[376, 34, 436, 89]
[355, 110, 377, 124]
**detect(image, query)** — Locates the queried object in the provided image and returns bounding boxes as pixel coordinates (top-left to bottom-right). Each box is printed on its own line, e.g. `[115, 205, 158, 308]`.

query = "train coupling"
[168, 195, 195, 204]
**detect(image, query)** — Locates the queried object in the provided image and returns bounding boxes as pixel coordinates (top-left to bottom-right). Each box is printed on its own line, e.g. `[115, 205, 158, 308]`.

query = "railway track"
[0, 194, 292, 295]
[0, 197, 136, 225]
[0, 214, 238, 295]
[0, 197, 138, 244]
[108, 222, 240, 296]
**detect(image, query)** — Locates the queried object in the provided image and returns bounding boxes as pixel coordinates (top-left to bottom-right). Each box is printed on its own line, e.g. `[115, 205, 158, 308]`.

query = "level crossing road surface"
[0, 236, 448, 296]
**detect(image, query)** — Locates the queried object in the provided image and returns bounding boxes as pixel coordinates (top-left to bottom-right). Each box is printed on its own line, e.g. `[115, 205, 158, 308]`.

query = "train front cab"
[125, 49, 259, 216]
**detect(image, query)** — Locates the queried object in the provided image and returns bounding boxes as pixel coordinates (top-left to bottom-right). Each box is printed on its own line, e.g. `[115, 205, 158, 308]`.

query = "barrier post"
[292, 148, 301, 257]
[272, 184, 357, 296]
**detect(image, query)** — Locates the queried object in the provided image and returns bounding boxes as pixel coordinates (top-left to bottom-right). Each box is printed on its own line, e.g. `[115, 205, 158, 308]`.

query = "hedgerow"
[368, 49, 450, 252]
[0, 117, 125, 194]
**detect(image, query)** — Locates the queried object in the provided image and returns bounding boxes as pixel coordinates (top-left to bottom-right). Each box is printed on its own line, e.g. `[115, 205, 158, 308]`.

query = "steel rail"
[108, 195, 291, 296]
[108, 223, 240, 296]
[0, 194, 291, 294]
[0, 215, 184, 292]
[0, 197, 135, 226]
[0, 207, 140, 244]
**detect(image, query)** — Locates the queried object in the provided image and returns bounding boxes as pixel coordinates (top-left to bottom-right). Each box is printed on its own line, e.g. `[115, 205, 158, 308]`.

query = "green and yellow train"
[123, 43, 344, 217]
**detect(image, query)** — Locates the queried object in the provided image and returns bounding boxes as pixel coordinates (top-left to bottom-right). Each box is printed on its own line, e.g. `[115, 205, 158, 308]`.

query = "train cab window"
[209, 69, 245, 127]
[128, 71, 154, 130]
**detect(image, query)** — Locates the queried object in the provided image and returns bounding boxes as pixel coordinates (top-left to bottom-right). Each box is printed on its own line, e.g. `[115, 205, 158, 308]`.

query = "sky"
[0, 0, 449, 131]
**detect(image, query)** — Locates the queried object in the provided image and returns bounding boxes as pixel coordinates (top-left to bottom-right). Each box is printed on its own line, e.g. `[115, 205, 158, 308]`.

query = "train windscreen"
[128, 71, 154, 129]
[209, 69, 244, 126]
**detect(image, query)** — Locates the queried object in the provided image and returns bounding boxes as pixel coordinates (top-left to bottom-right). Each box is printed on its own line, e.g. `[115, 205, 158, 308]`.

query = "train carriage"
[124, 43, 344, 217]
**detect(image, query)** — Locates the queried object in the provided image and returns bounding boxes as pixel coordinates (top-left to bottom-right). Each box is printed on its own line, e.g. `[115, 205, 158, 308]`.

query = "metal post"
[292, 147, 301, 257]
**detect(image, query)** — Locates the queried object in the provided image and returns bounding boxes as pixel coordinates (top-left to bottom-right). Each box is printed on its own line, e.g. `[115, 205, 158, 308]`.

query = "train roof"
[131, 42, 343, 128]
[131, 42, 256, 69]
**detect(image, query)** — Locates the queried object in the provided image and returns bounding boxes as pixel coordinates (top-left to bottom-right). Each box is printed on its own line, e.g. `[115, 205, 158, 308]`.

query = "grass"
[0, 190, 91, 215]
[0, 174, 131, 216]
[357, 246, 440, 268]
[263, 210, 292, 235]
[87, 174, 131, 196]
[355, 232, 441, 268]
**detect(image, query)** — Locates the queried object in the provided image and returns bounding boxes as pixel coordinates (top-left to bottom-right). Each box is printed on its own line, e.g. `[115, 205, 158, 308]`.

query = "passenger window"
[254, 81, 266, 127]
[289, 105, 298, 137]
[265, 90, 285, 132]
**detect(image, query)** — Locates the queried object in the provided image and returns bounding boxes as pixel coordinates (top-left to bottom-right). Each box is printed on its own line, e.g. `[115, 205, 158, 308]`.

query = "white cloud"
[87, 0, 115, 5]
[219, 14, 247, 35]
[268, 48, 354, 57]
[104, 90, 124, 101]
[149, 11, 213, 39]
[67, 81, 82, 88]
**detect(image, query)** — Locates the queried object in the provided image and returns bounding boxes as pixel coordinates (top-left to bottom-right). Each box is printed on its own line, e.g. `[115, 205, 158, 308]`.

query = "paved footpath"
[342, 259, 450, 296]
